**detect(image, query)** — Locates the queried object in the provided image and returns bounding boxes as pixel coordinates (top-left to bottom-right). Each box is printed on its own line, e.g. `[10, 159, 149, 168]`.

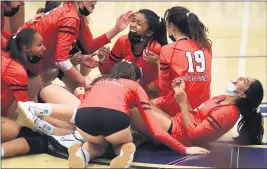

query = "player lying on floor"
[16, 62, 210, 168]
[130, 76, 264, 147]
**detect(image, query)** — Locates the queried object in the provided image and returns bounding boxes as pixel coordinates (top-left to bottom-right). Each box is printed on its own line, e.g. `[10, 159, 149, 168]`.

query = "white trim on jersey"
[55, 59, 73, 72]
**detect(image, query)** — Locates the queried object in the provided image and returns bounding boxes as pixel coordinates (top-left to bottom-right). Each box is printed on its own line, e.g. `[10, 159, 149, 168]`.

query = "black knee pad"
[24, 135, 49, 155]
[17, 127, 40, 138]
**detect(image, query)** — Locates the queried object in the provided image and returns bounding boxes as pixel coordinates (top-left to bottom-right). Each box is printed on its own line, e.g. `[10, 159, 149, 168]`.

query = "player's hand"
[29, 13, 45, 24]
[70, 51, 84, 66]
[185, 147, 210, 155]
[74, 87, 85, 96]
[172, 77, 187, 103]
[97, 46, 110, 63]
[82, 53, 99, 69]
[143, 48, 159, 64]
[115, 11, 135, 32]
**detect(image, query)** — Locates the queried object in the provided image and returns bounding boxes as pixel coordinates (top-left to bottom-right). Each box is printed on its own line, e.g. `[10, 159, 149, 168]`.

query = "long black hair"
[4, 28, 37, 66]
[234, 80, 264, 145]
[138, 9, 168, 46]
[88, 61, 141, 89]
[164, 6, 211, 49]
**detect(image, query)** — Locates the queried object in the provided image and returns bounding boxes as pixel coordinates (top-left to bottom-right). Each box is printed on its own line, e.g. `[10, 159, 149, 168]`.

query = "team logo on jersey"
[43, 109, 49, 115]
[194, 103, 205, 112]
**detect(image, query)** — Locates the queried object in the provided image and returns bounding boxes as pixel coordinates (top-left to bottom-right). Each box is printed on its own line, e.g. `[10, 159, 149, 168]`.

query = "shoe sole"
[109, 142, 136, 168]
[16, 101, 34, 129]
[68, 144, 85, 168]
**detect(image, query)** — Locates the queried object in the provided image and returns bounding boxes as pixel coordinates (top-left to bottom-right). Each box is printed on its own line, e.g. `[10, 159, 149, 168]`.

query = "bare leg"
[28, 75, 44, 102]
[1, 138, 30, 157]
[1, 117, 21, 143]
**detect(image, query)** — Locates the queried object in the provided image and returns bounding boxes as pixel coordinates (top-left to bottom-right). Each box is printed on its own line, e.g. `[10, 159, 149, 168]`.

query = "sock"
[33, 118, 55, 136]
[74, 130, 86, 142]
[70, 106, 77, 123]
[75, 147, 90, 165]
[34, 103, 52, 116]
[1, 147, 4, 157]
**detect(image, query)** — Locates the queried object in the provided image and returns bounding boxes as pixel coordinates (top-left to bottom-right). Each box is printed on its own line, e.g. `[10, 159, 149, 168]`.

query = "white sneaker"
[110, 142, 136, 168]
[68, 144, 86, 168]
[49, 133, 83, 153]
[16, 101, 37, 128]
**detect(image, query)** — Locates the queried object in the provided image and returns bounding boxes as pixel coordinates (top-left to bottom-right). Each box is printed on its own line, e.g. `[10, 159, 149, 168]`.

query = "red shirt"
[157, 39, 212, 116]
[78, 78, 186, 154]
[1, 52, 29, 116]
[1, 17, 12, 49]
[171, 95, 240, 145]
[18, 3, 109, 75]
[99, 35, 161, 91]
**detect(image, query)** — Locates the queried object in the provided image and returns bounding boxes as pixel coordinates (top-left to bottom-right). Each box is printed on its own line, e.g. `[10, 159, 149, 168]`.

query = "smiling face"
[129, 13, 150, 37]
[27, 33, 46, 57]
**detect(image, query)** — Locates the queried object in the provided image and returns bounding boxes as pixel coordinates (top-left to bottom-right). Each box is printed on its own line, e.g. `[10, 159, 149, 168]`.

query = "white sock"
[70, 106, 77, 123]
[1, 147, 4, 157]
[74, 130, 86, 142]
[75, 147, 90, 164]
[34, 103, 52, 116]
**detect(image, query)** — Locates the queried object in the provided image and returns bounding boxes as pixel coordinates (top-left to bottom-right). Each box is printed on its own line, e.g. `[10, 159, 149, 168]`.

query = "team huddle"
[1, 1, 265, 168]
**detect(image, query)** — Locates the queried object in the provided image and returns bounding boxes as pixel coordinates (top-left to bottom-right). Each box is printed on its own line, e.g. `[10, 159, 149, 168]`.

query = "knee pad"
[17, 127, 40, 138]
[37, 91, 45, 103]
[24, 135, 49, 155]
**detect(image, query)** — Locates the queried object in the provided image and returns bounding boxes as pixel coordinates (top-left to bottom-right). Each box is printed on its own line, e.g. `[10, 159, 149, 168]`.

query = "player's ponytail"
[234, 80, 264, 145]
[5, 28, 37, 66]
[138, 9, 168, 46]
[164, 6, 211, 49]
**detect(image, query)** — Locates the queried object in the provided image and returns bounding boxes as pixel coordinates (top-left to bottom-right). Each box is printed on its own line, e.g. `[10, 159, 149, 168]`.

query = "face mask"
[79, 3, 90, 16]
[225, 81, 240, 96]
[128, 31, 144, 44]
[169, 34, 176, 42]
[4, 6, 20, 17]
[27, 52, 42, 64]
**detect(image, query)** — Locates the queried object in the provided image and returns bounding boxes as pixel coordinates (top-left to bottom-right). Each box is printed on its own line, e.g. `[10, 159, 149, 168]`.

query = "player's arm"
[3, 65, 29, 102]
[55, 18, 88, 88]
[78, 18, 110, 54]
[159, 48, 172, 96]
[184, 108, 239, 142]
[98, 37, 124, 74]
[134, 85, 186, 154]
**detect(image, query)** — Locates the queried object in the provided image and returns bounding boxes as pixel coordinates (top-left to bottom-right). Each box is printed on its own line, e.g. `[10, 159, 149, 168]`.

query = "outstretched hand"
[115, 11, 135, 32]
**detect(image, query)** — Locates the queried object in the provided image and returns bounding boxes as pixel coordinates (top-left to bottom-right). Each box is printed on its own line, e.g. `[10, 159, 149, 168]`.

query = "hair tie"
[12, 35, 17, 39]
[186, 12, 191, 17]
[122, 59, 132, 64]
[255, 107, 261, 113]
[159, 17, 162, 23]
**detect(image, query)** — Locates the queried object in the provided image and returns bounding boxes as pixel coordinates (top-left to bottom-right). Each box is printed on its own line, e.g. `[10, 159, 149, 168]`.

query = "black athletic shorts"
[75, 107, 131, 137]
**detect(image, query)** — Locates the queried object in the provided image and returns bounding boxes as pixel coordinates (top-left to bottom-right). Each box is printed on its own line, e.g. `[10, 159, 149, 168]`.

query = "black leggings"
[75, 107, 131, 137]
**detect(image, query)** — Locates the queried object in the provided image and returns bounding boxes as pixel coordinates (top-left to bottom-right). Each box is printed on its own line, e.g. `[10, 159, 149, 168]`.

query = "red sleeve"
[55, 17, 79, 62]
[1, 29, 12, 48]
[135, 85, 186, 154]
[2, 62, 29, 102]
[99, 37, 124, 74]
[159, 47, 172, 96]
[184, 107, 239, 142]
[79, 19, 110, 54]
[2, 29, 12, 40]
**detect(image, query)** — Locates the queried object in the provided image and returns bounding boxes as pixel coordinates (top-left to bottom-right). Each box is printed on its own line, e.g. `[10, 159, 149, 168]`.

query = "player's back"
[79, 78, 139, 113]
[162, 39, 212, 109]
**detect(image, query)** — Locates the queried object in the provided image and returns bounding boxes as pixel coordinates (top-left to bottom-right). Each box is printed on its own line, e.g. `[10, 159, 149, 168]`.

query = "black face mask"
[79, 6, 90, 16]
[128, 31, 144, 44]
[27, 53, 42, 64]
[169, 34, 176, 42]
[4, 6, 20, 17]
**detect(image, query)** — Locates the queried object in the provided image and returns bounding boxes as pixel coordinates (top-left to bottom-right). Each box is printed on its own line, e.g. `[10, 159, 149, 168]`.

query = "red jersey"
[171, 95, 240, 145]
[1, 52, 29, 116]
[99, 35, 161, 91]
[18, 3, 109, 75]
[157, 39, 212, 116]
[1, 17, 12, 49]
[78, 78, 186, 154]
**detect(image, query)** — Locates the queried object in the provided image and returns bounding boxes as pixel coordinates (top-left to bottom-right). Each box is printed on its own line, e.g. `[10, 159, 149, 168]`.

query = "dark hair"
[44, 1, 62, 13]
[234, 80, 264, 145]
[36, 8, 45, 14]
[164, 6, 211, 49]
[88, 62, 141, 89]
[4, 28, 37, 65]
[138, 9, 168, 46]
